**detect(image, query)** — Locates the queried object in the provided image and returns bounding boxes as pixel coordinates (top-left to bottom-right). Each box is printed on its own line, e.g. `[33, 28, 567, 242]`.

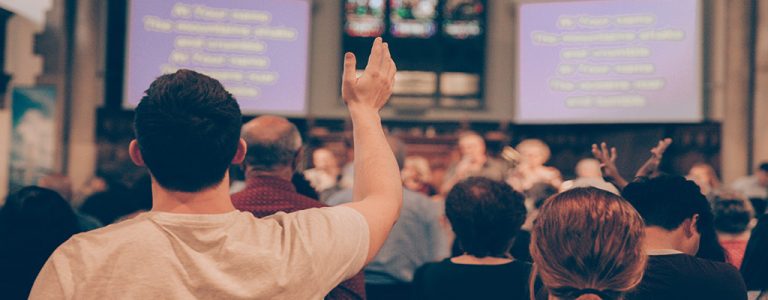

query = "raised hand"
[592, 142, 629, 190]
[341, 37, 397, 112]
[635, 138, 673, 178]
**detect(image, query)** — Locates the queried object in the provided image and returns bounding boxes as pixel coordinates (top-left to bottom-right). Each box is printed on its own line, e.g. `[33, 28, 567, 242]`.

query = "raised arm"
[340, 38, 403, 263]
[634, 138, 672, 178]
[592, 138, 673, 191]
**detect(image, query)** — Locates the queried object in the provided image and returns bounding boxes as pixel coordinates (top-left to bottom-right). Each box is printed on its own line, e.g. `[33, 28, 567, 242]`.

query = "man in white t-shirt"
[29, 38, 402, 300]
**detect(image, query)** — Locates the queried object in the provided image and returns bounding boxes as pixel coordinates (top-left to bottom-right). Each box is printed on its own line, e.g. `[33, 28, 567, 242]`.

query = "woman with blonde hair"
[530, 187, 646, 300]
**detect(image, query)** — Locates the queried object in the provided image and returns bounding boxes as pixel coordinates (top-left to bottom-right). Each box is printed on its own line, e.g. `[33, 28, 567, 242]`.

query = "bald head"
[241, 115, 302, 173]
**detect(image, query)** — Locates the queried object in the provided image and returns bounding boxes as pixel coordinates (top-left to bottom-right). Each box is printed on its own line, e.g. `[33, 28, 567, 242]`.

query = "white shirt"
[29, 206, 369, 300]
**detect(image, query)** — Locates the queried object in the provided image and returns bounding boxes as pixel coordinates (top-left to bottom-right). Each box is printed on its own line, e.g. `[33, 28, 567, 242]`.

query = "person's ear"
[683, 214, 700, 238]
[232, 138, 247, 164]
[293, 146, 305, 171]
[129, 140, 145, 167]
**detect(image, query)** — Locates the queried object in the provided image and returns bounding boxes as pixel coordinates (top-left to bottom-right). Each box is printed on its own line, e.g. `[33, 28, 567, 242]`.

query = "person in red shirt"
[232, 115, 366, 300]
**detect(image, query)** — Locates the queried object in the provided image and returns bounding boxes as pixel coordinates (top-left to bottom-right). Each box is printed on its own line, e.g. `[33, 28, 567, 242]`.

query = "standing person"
[531, 187, 646, 300]
[0, 187, 82, 300]
[327, 137, 450, 300]
[440, 132, 508, 195]
[412, 177, 530, 300]
[30, 38, 403, 299]
[622, 176, 748, 300]
[731, 162, 768, 215]
[232, 115, 365, 300]
[507, 139, 562, 192]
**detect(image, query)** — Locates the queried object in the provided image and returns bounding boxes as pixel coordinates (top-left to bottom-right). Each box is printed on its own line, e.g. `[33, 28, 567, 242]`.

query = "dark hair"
[623, 175, 726, 262]
[134, 69, 242, 192]
[0, 186, 81, 298]
[759, 162, 768, 173]
[741, 214, 768, 290]
[713, 193, 754, 234]
[445, 177, 526, 258]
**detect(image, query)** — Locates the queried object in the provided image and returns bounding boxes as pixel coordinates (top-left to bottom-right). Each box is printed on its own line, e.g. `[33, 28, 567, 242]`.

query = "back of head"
[713, 192, 754, 234]
[241, 115, 302, 172]
[531, 187, 646, 300]
[759, 162, 768, 173]
[446, 177, 526, 258]
[134, 69, 242, 192]
[0, 186, 80, 262]
[37, 173, 73, 201]
[0, 187, 80, 300]
[622, 175, 711, 231]
[622, 176, 725, 261]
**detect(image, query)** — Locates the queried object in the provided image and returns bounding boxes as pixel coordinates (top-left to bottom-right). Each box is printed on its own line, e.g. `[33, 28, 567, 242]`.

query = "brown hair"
[530, 187, 646, 300]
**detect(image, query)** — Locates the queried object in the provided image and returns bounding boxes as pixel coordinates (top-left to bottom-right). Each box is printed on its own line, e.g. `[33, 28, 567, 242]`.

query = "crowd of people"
[1, 38, 768, 299]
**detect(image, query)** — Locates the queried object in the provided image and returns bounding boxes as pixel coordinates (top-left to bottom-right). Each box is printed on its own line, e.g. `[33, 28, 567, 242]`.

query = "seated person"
[741, 214, 768, 299]
[402, 155, 438, 196]
[622, 176, 748, 300]
[686, 162, 722, 200]
[507, 139, 562, 192]
[731, 162, 768, 201]
[560, 158, 619, 195]
[412, 177, 530, 300]
[440, 132, 508, 195]
[327, 137, 450, 300]
[0, 187, 82, 299]
[713, 192, 756, 269]
[530, 187, 646, 300]
[30, 38, 402, 299]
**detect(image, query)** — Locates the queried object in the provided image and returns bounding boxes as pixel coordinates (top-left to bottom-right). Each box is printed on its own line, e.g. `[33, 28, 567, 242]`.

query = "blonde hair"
[530, 188, 646, 300]
[403, 156, 432, 183]
[516, 139, 552, 162]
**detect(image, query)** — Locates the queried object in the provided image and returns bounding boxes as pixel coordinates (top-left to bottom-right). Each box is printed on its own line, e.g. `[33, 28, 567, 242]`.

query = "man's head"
[713, 192, 755, 234]
[757, 162, 768, 187]
[575, 158, 602, 179]
[458, 132, 487, 162]
[446, 177, 526, 258]
[130, 69, 245, 192]
[516, 139, 551, 167]
[240, 116, 302, 178]
[622, 176, 712, 255]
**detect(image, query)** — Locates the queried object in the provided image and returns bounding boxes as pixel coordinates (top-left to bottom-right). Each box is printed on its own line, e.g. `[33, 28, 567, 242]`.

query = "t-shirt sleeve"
[276, 206, 370, 289]
[28, 254, 68, 299]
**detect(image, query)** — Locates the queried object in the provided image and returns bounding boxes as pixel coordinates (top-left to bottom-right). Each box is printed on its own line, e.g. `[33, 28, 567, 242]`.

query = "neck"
[450, 254, 513, 265]
[717, 230, 751, 241]
[246, 166, 292, 181]
[151, 173, 236, 214]
[643, 227, 690, 254]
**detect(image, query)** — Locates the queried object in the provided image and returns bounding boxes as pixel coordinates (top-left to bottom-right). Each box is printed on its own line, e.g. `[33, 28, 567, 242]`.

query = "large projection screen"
[123, 0, 310, 115]
[516, 0, 702, 124]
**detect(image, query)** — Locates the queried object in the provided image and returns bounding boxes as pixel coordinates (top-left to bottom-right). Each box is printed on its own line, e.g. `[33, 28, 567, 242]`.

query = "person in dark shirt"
[741, 214, 768, 297]
[622, 176, 748, 300]
[231, 115, 365, 300]
[412, 177, 530, 300]
[531, 188, 646, 300]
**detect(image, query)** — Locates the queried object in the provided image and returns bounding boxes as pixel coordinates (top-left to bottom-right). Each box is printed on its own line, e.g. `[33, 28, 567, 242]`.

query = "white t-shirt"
[29, 206, 369, 300]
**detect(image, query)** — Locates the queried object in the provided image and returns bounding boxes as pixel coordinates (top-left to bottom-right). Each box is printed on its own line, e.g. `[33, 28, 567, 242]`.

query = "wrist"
[348, 104, 381, 120]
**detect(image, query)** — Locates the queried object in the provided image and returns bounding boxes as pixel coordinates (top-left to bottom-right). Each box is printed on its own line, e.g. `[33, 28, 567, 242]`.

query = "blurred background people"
[560, 158, 620, 195]
[687, 162, 722, 200]
[402, 155, 437, 197]
[507, 139, 562, 193]
[303, 147, 342, 194]
[713, 192, 756, 269]
[440, 132, 508, 195]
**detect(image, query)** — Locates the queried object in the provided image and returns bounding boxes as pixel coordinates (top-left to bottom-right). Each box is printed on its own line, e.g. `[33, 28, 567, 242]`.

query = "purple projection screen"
[124, 0, 310, 115]
[517, 0, 702, 124]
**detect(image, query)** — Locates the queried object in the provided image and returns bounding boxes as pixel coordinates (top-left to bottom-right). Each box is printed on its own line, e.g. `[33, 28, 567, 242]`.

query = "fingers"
[342, 52, 357, 84]
[610, 147, 618, 162]
[381, 43, 393, 79]
[600, 142, 610, 160]
[365, 37, 384, 75]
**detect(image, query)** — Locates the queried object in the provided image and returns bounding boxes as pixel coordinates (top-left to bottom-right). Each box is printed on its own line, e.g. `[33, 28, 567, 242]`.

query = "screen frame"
[121, 0, 312, 117]
[512, 0, 705, 125]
